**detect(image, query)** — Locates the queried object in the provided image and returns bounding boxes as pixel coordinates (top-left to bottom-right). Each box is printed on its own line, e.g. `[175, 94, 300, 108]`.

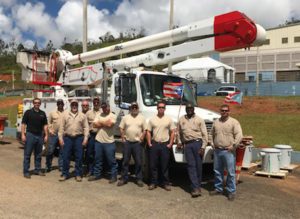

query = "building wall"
[220, 23, 300, 82]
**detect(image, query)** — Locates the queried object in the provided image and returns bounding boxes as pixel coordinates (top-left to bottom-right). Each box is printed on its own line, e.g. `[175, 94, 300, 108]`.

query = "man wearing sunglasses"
[210, 104, 243, 201]
[21, 98, 48, 178]
[58, 99, 89, 182]
[177, 103, 208, 198]
[84, 97, 101, 177]
[147, 101, 176, 191]
[117, 102, 146, 187]
[81, 100, 90, 114]
[45, 99, 65, 173]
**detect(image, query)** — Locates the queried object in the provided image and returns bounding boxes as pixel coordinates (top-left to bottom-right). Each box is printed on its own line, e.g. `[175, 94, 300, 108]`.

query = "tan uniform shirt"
[58, 111, 89, 142]
[147, 115, 176, 142]
[48, 110, 63, 135]
[95, 112, 116, 143]
[119, 114, 146, 142]
[86, 109, 101, 133]
[177, 114, 208, 148]
[211, 117, 243, 149]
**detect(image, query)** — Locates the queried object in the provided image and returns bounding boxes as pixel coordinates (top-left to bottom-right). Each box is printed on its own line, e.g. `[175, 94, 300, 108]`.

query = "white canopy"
[163, 57, 234, 71]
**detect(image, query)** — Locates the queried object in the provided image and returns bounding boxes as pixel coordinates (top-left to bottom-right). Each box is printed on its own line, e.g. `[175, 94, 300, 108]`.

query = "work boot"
[24, 173, 31, 179]
[163, 185, 172, 191]
[117, 180, 127, 186]
[191, 188, 201, 198]
[109, 177, 117, 184]
[59, 175, 67, 182]
[209, 190, 223, 196]
[34, 171, 46, 176]
[75, 176, 82, 182]
[88, 175, 101, 181]
[148, 184, 157, 190]
[136, 180, 144, 187]
[227, 193, 235, 201]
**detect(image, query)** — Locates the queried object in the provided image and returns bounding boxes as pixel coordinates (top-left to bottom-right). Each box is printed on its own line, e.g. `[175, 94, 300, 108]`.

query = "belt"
[65, 134, 83, 138]
[215, 147, 228, 150]
[89, 131, 97, 135]
[127, 141, 139, 144]
[184, 139, 202, 144]
[152, 140, 169, 144]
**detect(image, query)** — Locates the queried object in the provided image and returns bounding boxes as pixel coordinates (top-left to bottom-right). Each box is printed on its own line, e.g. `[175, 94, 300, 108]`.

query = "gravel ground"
[0, 138, 299, 219]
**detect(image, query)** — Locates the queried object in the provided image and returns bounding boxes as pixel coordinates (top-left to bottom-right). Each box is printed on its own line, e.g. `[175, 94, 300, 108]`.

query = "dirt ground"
[0, 138, 299, 219]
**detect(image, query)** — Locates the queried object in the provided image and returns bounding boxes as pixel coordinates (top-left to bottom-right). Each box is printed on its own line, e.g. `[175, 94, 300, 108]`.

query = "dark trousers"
[23, 132, 43, 175]
[94, 141, 118, 179]
[46, 134, 63, 171]
[149, 142, 170, 185]
[184, 140, 203, 189]
[62, 135, 83, 177]
[84, 133, 96, 175]
[121, 141, 143, 181]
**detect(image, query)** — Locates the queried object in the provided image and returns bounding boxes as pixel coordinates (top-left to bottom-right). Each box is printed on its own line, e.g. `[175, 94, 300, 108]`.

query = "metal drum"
[260, 148, 281, 173]
[242, 144, 254, 168]
[274, 145, 293, 168]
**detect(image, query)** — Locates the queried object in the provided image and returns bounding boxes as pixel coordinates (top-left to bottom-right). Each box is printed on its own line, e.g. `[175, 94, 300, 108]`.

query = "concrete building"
[220, 23, 300, 82]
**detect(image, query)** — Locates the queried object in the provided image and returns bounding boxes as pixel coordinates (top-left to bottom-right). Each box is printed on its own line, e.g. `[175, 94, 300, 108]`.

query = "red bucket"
[0, 115, 8, 134]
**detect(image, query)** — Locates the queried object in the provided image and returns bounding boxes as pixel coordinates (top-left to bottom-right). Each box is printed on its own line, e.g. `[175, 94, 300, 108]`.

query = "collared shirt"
[22, 108, 48, 135]
[48, 110, 64, 135]
[147, 115, 176, 142]
[177, 114, 208, 148]
[211, 116, 243, 149]
[86, 109, 101, 133]
[95, 112, 117, 143]
[58, 110, 89, 142]
[119, 113, 146, 142]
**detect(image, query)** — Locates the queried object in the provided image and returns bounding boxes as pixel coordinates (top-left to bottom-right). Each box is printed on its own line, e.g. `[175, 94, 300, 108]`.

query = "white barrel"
[242, 144, 254, 168]
[260, 148, 281, 173]
[274, 145, 293, 168]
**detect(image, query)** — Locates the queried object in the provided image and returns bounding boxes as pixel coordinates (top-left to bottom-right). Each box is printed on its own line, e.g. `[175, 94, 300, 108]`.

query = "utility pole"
[83, 0, 88, 53]
[256, 46, 260, 96]
[12, 70, 15, 90]
[167, 0, 174, 73]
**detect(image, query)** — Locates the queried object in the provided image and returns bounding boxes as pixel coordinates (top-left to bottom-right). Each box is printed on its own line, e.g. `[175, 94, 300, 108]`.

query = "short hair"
[220, 104, 230, 110]
[33, 98, 41, 103]
[157, 100, 166, 107]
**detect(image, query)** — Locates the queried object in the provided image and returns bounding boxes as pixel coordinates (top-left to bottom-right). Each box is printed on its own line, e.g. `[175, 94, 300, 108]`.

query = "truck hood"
[141, 105, 220, 123]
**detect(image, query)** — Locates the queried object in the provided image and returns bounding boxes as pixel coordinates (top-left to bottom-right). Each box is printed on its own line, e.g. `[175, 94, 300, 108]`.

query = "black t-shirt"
[22, 108, 48, 135]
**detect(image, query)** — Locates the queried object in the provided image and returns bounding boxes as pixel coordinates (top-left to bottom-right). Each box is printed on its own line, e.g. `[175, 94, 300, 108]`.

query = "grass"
[235, 113, 300, 151]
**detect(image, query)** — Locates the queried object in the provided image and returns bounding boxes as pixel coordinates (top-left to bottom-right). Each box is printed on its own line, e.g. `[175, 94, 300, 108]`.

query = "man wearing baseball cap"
[58, 99, 89, 182]
[45, 99, 65, 173]
[117, 102, 146, 187]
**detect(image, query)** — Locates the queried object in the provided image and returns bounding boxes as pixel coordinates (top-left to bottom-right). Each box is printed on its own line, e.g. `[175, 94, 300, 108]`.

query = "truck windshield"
[140, 74, 196, 106]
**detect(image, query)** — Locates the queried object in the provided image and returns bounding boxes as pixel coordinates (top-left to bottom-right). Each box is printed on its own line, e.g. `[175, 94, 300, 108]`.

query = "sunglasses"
[131, 106, 138, 109]
[220, 109, 229, 112]
[82, 105, 89, 107]
[158, 106, 165, 109]
[33, 102, 41, 104]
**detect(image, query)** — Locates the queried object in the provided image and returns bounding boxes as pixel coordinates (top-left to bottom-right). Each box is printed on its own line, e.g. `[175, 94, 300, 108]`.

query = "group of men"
[21, 97, 242, 201]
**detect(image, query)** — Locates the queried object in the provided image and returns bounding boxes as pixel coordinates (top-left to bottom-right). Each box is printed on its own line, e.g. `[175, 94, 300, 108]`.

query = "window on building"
[294, 36, 300, 43]
[263, 39, 270, 45]
[282, 37, 288, 44]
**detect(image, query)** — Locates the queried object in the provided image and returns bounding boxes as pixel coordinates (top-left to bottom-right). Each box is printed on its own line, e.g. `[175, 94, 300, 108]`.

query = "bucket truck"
[16, 11, 266, 165]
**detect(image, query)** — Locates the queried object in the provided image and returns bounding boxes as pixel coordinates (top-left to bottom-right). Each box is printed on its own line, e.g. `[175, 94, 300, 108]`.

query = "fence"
[197, 81, 300, 96]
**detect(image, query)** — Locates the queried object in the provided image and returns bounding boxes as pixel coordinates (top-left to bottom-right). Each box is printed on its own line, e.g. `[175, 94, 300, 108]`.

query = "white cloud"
[1, 0, 300, 51]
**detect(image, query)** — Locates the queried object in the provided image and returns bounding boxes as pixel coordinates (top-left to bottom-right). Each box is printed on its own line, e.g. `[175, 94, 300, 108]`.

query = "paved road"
[0, 138, 299, 219]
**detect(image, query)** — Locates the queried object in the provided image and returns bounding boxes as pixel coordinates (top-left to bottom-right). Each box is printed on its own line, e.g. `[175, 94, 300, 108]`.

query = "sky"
[1, 0, 300, 49]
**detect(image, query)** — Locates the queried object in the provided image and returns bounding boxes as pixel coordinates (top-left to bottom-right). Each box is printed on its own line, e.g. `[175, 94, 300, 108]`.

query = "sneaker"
[24, 173, 31, 179]
[109, 177, 117, 184]
[59, 175, 67, 182]
[209, 190, 223, 196]
[163, 185, 171, 191]
[75, 176, 82, 182]
[148, 184, 157, 190]
[227, 193, 235, 201]
[88, 175, 101, 181]
[117, 180, 127, 186]
[136, 180, 144, 187]
[191, 188, 201, 198]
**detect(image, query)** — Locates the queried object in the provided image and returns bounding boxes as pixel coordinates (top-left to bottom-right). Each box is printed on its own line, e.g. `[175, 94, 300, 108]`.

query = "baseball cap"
[57, 99, 64, 104]
[70, 99, 78, 104]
